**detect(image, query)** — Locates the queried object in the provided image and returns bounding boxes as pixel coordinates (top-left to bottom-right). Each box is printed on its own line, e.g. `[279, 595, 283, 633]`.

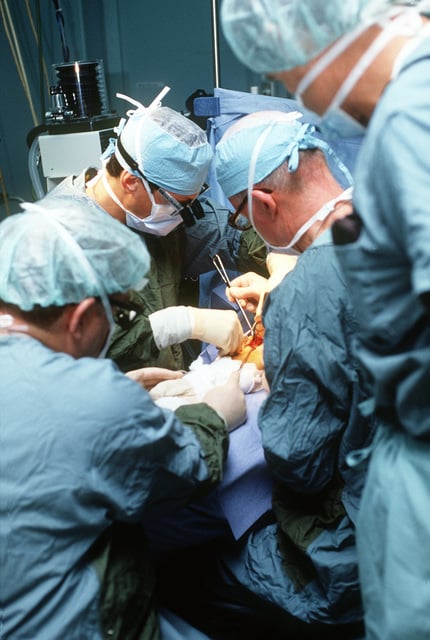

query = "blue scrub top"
[0, 334, 222, 638]
[335, 38, 430, 437]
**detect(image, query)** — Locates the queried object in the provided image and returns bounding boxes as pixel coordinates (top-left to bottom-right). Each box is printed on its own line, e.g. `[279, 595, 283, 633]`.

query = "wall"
[0, 0, 287, 209]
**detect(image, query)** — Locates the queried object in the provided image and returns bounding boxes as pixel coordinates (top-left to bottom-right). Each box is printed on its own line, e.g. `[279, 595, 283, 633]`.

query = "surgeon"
[154, 111, 373, 639]
[43, 90, 247, 372]
[221, 1, 430, 639]
[0, 197, 246, 639]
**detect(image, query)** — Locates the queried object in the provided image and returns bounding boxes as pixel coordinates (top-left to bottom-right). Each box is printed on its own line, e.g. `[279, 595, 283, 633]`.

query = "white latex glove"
[149, 378, 199, 403]
[266, 252, 298, 290]
[266, 251, 298, 277]
[149, 306, 192, 350]
[227, 272, 269, 314]
[126, 367, 184, 390]
[189, 307, 244, 356]
[202, 371, 247, 432]
[149, 306, 244, 355]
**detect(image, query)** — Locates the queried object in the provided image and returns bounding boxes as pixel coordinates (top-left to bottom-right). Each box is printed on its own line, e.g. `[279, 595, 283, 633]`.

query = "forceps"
[212, 254, 255, 336]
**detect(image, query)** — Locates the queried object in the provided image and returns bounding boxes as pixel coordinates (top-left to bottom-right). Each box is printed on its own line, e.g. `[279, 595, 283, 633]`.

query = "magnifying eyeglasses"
[117, 137, 209, 226]
[157, 183, 209, 226]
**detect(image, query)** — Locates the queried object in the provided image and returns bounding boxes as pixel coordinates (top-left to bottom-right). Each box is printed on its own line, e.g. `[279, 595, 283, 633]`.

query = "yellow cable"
[0, 166, 11, 217]
[25, 0, 50, 94]
[1, 0, 39, 125]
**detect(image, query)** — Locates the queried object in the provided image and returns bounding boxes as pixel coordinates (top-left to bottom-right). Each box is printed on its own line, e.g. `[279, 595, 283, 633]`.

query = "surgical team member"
[221, 1, 430, 638]
[44, 92, 245, 372]
[155, 111, 373, 639]
[0, 198, 246, 639]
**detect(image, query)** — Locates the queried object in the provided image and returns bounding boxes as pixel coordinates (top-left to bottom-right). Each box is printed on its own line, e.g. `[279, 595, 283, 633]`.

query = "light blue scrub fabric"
[198, 87, 362, 208]
[0, 334, 219, 639]
[219, 231, 374, 625]
[334, 37, 430, 640]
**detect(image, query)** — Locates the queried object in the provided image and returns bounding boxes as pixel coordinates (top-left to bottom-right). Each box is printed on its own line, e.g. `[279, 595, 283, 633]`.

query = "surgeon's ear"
[252, 188, 278, 223]
[121, 171, 141, 194]
[68, 298, 98, 340]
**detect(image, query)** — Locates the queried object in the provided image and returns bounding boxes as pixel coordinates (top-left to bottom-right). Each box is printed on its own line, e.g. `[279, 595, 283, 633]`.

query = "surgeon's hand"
[126, 367, 184, 390]
[149, 377, 199, 403]
[227, 272, 269, 314]
[202, 371, 247, 432]
[266, 252, 298, 278]
[189, 308, 244, 356]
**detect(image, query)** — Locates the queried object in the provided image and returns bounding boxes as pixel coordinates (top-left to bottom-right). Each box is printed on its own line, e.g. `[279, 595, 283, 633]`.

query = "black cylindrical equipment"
[53, 61, 108, 119]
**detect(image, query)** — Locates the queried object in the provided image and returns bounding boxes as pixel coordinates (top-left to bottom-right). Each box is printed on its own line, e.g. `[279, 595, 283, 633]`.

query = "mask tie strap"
[267, 187, 353, 253]
[296, 22, 370, 100]
[247, 122, 276, 229]
[327, 10, 423, 113]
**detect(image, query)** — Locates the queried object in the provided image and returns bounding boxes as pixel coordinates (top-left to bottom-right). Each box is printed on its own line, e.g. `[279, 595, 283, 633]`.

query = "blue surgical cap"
[0, 197, 150, 311]
[221, 0, 396, 72]
[215, 111, 351, 197]
[116, 105, 213, 196]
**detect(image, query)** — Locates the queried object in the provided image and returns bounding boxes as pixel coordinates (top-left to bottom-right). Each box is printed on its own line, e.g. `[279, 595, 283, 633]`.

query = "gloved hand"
[227, 272, 269, 314]
[266, 251, 298, 277]
[149, 378, 200, 403]
[266, 252, 298, 290]
[149, 306, 193, 350]
[149, 306, 244, 355]
[189, 307, 244, 356]
[126, 367, 184, 390]
[202, 371, 247, 432]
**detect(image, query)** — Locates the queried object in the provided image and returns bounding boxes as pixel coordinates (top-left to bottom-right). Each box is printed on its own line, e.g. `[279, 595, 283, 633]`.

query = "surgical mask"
[267, 187, 354, 253]
[296, 9, 425, 138]
[96, 304, 116, 359]
[101, 171, 181, 237]
[246, 121, 353, 251]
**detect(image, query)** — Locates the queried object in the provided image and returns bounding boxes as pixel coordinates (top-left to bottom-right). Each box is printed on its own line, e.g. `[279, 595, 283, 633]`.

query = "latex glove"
[226, 272, 269, 314]
[149, 306, 192, 350]
[189, 308, 244, 356]
[202, 371, 247, 432]
[149, 306, 244, 355]
[126, 367, 184, 390]
[266, 252, 298, 289]
[266, 251, 298, 277]
[149, 377, 199, 403]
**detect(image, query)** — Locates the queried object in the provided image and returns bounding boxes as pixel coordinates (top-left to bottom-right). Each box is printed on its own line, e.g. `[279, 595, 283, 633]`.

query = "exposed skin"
[269, 21, 428, 124]
[126, 366, 184, 390]
[0, 300, 246, 427]
[225, 155, 352, 314]
[224, 15, 429, 319]
[0, 298, 109, 359]
[84, 168, 201, 385]
[0, 299, 185, 389]
[85, 170, 197, 225]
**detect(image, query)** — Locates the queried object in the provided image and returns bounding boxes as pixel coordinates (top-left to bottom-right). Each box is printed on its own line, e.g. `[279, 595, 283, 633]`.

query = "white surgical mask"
[101, 171, 182, 237]
[97, 308, 116, 359]
[297, 9, 424, 139]
[246, 121, 353, 253]
[125, 204, 181, 237]
[266, 187, 354, 253]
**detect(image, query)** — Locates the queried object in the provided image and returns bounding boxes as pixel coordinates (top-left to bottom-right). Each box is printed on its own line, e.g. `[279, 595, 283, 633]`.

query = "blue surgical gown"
[0, 334, 227, 638]
[219, 231, 374, 625]
[334, 37, 430, 640]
